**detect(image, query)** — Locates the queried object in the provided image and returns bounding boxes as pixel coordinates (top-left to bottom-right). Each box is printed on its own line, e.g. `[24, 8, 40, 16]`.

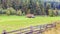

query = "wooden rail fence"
[2, 22, 59, 34]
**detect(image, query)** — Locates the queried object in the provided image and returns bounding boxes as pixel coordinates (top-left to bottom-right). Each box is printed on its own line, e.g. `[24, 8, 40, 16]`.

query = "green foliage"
[58, 10, 60, 16]
[0, 8, 6, 15]
[42, 8, 45, 15]
[9, 7, 16, 15]
[53, 9, 58, 16]
[0, 0, 60, 16]
[0, 8, 3, 14]
[48, 9, 53, 17]
[5, 9, 10, 16]
[6, 7, 16, 15]
[16, 10, 22, 16]
[27, 9, 30, 14]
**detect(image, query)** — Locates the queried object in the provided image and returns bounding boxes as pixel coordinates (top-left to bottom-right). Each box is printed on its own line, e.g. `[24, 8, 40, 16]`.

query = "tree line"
[0, 0, 59, 16]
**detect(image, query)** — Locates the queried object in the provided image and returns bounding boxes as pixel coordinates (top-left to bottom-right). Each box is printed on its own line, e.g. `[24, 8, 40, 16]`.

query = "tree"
[29, 0, 36, 14]
[16, 9, 22, 16]
[2, 0, 7, 9]
[36, 1, 42, 15]
[45, 3, 51, 15]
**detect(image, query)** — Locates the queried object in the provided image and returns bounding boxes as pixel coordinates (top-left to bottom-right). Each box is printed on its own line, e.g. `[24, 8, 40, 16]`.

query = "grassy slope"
[0, 16, 60, 34]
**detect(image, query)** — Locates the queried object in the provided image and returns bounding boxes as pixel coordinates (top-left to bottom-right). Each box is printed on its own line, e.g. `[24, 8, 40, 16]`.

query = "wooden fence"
[2, 22, 58, 34]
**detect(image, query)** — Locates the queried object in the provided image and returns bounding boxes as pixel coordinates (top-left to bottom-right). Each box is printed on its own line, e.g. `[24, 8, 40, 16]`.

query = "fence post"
[37, 25, 42, 34]
[2, 30, 7, 34]
[30, 26, 34, 34]
[19, 29, 22, 34]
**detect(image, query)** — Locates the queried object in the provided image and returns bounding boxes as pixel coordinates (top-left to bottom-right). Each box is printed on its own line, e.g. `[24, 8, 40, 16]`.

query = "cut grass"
[0, 16, 60, 34]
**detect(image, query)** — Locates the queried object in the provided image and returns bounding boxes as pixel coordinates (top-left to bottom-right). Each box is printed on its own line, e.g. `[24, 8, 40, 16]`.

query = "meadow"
[0, 15, 60, 34]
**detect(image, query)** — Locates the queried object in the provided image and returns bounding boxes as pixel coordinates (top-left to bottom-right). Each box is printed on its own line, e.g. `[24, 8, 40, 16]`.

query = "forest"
[0, 0, 60, 16]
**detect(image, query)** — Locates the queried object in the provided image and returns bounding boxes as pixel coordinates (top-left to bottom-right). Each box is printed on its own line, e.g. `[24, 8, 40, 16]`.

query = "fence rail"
[2, 22, 59, 34]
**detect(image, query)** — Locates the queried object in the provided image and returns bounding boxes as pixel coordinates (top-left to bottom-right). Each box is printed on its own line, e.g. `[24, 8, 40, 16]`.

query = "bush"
[53, 9, 58, 16]
[9, 7, 16, 15]
[5, 7, 16, 16]
[0, 8, 6, 15]
[58, 10, 60, 16]
[16, 10, 22, 16]
[48, 9, 53, 17]
[5, 9, 10, 16]
[0, 8, 3, 14]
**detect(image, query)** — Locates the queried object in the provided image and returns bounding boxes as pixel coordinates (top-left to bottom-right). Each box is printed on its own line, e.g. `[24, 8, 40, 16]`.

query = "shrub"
[5, 7, 16, 16]
[0, 8, 6, 15]
[9, 7, 16, 15]
[5, 9, 10, 16]
[0, 8, 3, 14]
[16, 10, 22, 16]
[5, 8, 11, 16]
[53, 9, 58, 16]
[48, 9, 53, 17]
[58, 10, 60, 16]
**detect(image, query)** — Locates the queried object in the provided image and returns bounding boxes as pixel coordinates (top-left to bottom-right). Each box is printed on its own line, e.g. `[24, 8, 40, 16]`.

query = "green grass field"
[0, 16, 60, 34]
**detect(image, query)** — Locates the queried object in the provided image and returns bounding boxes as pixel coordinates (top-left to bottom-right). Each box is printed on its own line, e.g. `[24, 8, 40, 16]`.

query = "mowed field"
[0, 15, 60, 34]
